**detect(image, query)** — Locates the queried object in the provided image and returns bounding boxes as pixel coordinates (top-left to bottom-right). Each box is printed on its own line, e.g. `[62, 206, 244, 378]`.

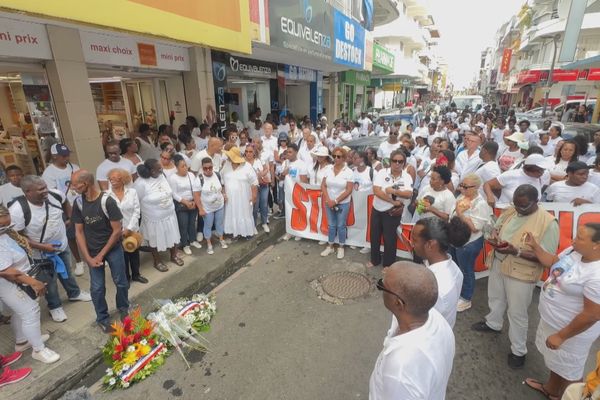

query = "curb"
[31, 220, 286, 400]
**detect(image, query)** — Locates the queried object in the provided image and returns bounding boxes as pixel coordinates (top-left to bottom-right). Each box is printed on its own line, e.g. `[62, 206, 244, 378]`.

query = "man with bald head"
[369, 261, 455, 400]
[70, 170, 129, 333]
[190, 137, 224, 174]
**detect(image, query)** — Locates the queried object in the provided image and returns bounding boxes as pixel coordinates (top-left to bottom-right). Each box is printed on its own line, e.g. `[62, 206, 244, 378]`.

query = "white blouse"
[169, 172, 201, 202]
[107, 187, 141, 232]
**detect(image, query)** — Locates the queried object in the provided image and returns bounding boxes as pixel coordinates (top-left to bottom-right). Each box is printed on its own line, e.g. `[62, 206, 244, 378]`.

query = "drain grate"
[320, 271, 372, 300]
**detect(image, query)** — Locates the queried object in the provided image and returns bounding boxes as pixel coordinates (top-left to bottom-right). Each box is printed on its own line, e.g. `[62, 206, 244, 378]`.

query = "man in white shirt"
[377, 131, 402, 164]
[349, 120, 360, 140]
[0, 165, 24, 206]
[531, 120, 551, 146]
[357, 112, 372, 137]
[370, 261, 455, 400]
[96, 142, 138, 190]
[374, 117, 385, 136]
[456, 132, 482, 182]
[544, 161, 600, 204]
[475, 141, 501, 197]
[190, 137, 224, 174]
[10, 175, 91, 322]
[42, 143, 88, 276]
[193, 123, 210, 151]
[491, 116, 506, 143]
[260, 122, 278, 156]
[231, 112, 244, 132]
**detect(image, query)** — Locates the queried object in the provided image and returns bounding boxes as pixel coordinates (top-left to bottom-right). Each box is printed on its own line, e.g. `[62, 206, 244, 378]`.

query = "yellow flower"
[122, 351, 138, 365]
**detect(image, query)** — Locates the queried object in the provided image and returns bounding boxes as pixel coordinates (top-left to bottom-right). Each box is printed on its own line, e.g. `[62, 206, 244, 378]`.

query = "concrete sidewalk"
[0, 222, 284, 400]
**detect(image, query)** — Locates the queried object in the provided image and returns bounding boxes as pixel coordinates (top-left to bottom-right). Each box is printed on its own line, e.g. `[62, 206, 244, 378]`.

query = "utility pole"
[542, 34, 560, 118]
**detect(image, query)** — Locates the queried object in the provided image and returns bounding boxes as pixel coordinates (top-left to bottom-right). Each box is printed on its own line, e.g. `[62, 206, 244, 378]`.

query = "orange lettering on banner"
[365, 194, 374, 242]
[577, 212, 600, 230]
[306, 189, 322, 233]
[557, 210, 574, 254]
[395, 224, 413, 252]
[320, 194, 328, 234]
[346, 201, 356, 227]
[290, 184, 308, 231]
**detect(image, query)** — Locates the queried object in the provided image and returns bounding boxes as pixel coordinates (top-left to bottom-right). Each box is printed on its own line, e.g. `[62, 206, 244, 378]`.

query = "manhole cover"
[320, 271, 372, 300]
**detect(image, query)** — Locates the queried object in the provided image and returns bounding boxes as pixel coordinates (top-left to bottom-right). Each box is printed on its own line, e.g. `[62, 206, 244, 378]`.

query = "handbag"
[388, 204, 404, 217]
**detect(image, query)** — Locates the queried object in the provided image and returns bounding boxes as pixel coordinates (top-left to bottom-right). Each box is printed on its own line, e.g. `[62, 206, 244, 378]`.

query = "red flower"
[121, 337, 129, 348]
[114, 344, 123, 353]
[123, 316, 133, 333]
[148, 339, 155, 347]
[133, 332, 142, 342]
[112, 353, 121, 361]
[142, 328, 152, 337]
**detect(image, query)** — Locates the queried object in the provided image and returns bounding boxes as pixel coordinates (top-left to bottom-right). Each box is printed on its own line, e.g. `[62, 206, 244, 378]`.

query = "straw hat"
[505, 131, 525, 143]
[225, 147, 245, 163]
[123, 231, 143, 253]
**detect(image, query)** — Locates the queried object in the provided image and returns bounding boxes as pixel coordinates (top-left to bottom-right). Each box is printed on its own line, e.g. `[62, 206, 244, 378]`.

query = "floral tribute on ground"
[101, 307, 167, 390]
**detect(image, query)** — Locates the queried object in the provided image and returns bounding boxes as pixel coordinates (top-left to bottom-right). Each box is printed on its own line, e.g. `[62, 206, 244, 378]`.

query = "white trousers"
[0, 279, 44, 351]
[485, 258, 536, 356]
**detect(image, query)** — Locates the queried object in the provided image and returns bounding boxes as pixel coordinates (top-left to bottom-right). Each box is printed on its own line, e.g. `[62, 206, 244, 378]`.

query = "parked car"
[345, 136, 386, 153]
[561, 122, 600, 142]
[553, 99, 596, 121]
[451, 95, 483, 111]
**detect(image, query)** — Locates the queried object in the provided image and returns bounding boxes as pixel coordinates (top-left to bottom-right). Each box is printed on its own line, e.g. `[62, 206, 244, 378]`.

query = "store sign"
[284, 65, 316, 81]
[0, 16, 52, 59]
[80, 31, 190, 71]
[229, 55, 275, 78]
[2, 0, 252, 53]
[211, 53, 228, 136]
[333, 9, 365, 69]
[372, 43, 394, 73]
[500, 48, 512, 74]
[342, 70, 371, 86]
[552, 69, 579, 82]
[269, 0, 334, 62]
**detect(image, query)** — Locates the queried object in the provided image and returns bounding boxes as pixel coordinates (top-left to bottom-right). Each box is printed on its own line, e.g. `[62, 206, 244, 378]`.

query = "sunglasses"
[333, 154, 344, 159]
[459, 184, 476, 189]
[390, 159, 405, 164]
[376, 278, 405, 304]
[202, 166, 213, 170]
[389, 132, 399, 136]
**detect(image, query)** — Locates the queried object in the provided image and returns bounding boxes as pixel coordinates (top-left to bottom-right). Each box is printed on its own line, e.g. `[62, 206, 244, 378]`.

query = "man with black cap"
[544, 161, 600, 204]
[369, 261, 455, 399]
[42, 144, 86, 276]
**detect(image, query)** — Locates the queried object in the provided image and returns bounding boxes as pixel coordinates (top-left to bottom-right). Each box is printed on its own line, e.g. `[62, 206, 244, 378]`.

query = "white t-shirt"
[539, 248, 600, 342]
[545, 181, 600, 203]
[353, 167, 373, 191]
[539, 143, 555, 157]
[0, 234, 30, 273]
[286, 159, 308, 183]
[497, 148, 523, 171]
[372, 169, 413, 212]
[323, 165, 354, 204]
[475, 160, 501, 198]
[42, 162, 80, 204]
[547, 158, 569, 179]
[456, 149, 481, 181]
[312, 164, 332, 186]
[169, 172, 201, 202]
[199, 173, 224, 213]
[96, 157, 137, 183]
[427, 258, 463, 328]
[261, 135, 278, 155]
[451, 195, 492, 243]
[0, 183, 23, 207]
[496, 168, 550, 204]
[377, 141, 401, 161]
[9, 190, 68, 257]
[491, 128, 505, 144]
[589, 170, 600, 188]
[358, 117, 372, 136]
[278, 123, 290, 134]
[194, 135, 209, 152]
[369, 309, 455, 400]
[191, 149, 223, 173]
[413, 186, 456, 222]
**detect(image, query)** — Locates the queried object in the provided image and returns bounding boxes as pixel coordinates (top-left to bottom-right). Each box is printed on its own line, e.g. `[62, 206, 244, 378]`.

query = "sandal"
[153, 262, 169, 272]
[170, 256, 184, 266]
[524, 378, 559, 400]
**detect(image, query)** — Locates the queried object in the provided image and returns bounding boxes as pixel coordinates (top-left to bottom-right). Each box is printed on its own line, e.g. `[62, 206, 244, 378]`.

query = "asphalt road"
[91, 238, 599, 400]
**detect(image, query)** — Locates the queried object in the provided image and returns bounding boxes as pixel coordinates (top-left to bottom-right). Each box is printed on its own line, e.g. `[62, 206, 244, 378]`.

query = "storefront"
[79, 31, 190, 139]
[211, 51, 277, 132]
[279, 65, 323, 122]
[339, 71, 371, 121]
[0, 15, 58, 178]
[368, 43, 395, 110]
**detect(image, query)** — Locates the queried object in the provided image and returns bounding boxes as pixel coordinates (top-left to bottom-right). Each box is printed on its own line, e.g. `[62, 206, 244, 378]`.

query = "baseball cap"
[278, 132, 289, 142]
[523, 154, 548, 169]
[50, 143, 70, 156]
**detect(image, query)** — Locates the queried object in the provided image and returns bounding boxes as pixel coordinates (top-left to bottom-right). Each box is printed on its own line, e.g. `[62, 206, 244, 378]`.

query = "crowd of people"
[0, 102, 599, 397]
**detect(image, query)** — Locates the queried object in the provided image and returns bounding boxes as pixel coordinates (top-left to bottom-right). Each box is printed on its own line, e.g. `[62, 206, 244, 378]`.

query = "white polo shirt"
[369, 309, 455, 400]
[456, 149, 481, 181]
[427, 258, 463, 328]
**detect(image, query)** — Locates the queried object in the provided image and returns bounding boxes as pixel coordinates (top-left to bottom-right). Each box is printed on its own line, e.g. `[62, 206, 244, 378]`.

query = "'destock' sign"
[333, 9, 365, 69]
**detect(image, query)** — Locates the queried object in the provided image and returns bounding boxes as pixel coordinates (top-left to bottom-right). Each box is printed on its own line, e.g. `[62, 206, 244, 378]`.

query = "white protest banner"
[283, 178, 600, 272]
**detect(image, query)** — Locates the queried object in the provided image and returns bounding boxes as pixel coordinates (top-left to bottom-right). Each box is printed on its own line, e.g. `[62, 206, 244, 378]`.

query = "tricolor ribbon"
[119, 342, 165, 383]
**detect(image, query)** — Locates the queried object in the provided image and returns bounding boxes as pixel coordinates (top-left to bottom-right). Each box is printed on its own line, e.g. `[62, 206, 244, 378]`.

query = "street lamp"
[542, 34, 561, 118]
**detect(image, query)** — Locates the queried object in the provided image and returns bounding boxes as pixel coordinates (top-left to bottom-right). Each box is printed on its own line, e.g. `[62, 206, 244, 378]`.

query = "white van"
[553, 99, 596, 120]
[451, 95, 484, 111]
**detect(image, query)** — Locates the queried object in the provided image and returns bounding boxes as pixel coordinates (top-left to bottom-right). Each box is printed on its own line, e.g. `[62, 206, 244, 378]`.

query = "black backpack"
[8, 191, 64, 227]
[199, 172, 222, 186]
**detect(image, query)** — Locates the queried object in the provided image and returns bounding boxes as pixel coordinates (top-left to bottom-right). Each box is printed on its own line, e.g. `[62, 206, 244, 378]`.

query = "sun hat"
[225, 147, 245, 164]
[123, 232, 143, 252]
[505, 132, 525, 143]
[310, 146, 331, 159]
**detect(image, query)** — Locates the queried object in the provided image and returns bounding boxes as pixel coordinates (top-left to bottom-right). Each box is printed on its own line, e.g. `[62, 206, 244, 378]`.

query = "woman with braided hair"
[0, 205, 60, 364]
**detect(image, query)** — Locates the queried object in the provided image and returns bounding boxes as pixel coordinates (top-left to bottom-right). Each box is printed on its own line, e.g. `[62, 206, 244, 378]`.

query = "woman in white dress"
[222, 147, 258, 238]
[134, 159, 182, 271]
[524, 223, 600, 399]
[107, 168, 147, 284]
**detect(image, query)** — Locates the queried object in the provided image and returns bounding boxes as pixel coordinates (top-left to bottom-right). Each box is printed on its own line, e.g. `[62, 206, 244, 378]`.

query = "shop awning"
[562, 55, 600, 70]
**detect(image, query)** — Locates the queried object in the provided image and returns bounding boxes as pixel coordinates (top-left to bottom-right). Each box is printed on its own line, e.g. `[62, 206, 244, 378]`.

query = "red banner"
[552, 69, 579, 81]
[500, 48, 512, 74]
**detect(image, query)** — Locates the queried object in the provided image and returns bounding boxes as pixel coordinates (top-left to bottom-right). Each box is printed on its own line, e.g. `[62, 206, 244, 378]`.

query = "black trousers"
[370, 208, 402, 268]
[124, 249, 141, 281]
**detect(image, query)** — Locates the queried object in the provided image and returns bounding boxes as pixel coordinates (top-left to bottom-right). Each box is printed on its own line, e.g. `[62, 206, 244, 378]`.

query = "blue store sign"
[333, 8, 365, 69]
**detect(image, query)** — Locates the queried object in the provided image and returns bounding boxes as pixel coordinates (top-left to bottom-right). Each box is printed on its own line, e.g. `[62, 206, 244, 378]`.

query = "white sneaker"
[349, 246, 357, 250]
[318, 241, 326, 245]
[282, 233, 292, 241]
[190, 241, 202, 249]
[49, 307, 67, 323]
[15, 334, 49, 352]
[457, 298, 472, 312]
[32, 347, 60, 364]
[207, 246, 214, 255]
[337, 247, 345, 259]
[196, 232, 204, 242]
[74, 261, 86, 276]
[183, 246, 192, 255]
[294, 236, 302, 241]
[359, 247, 370, 254]
[262, 224, 270, 233]
[219, 240, 228, 249]
[321, 246, 334, 257]
[68, 291, 91, 302]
